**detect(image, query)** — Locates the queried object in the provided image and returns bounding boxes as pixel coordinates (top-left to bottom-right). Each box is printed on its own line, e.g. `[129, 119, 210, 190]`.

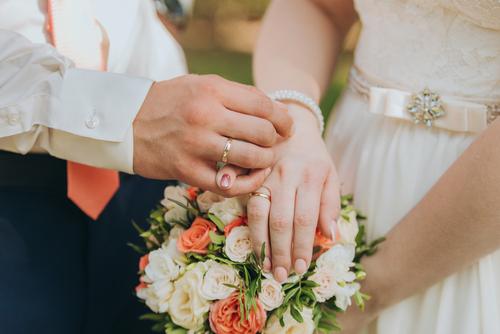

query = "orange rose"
[224, 217, 247, 237]
[209, 292, 266, 334]
[313, 229, 335, 260]
[177, 217, 217, 254]
[138, 254, 149, 272]
[187, 187, 199, 200]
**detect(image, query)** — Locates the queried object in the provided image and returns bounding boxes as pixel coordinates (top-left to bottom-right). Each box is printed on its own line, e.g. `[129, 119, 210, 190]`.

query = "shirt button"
[85, 112, 100, 129]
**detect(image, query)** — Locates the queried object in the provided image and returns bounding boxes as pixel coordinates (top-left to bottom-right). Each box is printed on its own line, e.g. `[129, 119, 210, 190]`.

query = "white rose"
[337, 211, 359, 245]
[258, 277, 284, 311]
[161, 186, 189, 209]
[333, 282, 360, 311]
[224, 226, 252, 262]
[196, 191, 224, 212]
[169, 225, 185, 240]
[316, 244, 355, 271]
[137, 285, 160, 313]
[151, 279, 174, 313]
[309, 266, 336, 302]
[316, 245, 356, 284]
[264, 307, 315, 334]
[145, 246, 182, 282]
[162, 237, 187, 265]
[200, 260, 241, 300]
[169, 262, 211, 330]
[164, 206, 188, 223]
[208, 197, 245, 225]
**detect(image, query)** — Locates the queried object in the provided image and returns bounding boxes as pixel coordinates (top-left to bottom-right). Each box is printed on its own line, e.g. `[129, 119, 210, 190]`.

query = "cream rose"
[145, 247, 182, 283]
[224, 225, 252, 262]
[309, 266, 336, 302]
[200, 260, 241, 300]
[258, 277, 284, 311]
[164, 206, 188, 223]
[264, 307, 315, 334]
[161, 186, 189, 209]
[137, 285, 160, 313]
[169, 262, 211, 330]
[337, 211, 359, 245]
[208, 197, 245, 225]
[163, 237, 187, 266]
[151, 279, 174, 313]
[197, 191, 224, 212]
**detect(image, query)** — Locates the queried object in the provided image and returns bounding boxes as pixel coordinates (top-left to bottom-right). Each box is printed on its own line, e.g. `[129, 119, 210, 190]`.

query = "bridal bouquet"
[131, 185, 383, 334]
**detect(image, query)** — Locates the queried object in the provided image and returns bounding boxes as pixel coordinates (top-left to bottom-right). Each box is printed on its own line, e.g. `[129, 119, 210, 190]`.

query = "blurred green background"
[169, 0, 357, 119]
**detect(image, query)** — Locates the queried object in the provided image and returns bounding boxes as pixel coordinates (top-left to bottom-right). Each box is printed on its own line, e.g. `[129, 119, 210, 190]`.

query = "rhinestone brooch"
[407, 88, 445, 127]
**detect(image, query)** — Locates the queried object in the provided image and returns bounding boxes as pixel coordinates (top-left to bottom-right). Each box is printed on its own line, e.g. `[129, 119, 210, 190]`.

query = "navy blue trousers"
[0, 174, 170, 334]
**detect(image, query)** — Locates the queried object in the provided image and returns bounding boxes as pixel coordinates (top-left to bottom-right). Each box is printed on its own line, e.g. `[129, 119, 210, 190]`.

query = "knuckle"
[257, 95, 274, 117]
[259, 123, 277, 146]
[247, 206, 268, 222]
[270, 216, 289, 232]
[294, 213, 314, 228]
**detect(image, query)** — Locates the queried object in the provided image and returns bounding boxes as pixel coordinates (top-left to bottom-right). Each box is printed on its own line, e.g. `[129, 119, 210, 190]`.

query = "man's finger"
[216, 79, 293, 138]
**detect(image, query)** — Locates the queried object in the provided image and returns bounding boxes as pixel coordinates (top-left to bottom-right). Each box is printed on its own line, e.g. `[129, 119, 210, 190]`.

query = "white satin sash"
[349, 66, 500, 133]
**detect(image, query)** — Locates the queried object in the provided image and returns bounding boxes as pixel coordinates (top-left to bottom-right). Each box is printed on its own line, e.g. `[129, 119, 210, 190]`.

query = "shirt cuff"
[50, 68, 153, 173]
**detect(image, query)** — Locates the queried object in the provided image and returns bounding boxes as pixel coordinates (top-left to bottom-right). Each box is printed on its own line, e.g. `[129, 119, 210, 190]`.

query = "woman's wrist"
[287, 103, 323, 136]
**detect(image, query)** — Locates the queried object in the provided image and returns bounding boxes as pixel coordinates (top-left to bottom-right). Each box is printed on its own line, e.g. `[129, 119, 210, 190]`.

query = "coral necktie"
[47, 0, 120, 220]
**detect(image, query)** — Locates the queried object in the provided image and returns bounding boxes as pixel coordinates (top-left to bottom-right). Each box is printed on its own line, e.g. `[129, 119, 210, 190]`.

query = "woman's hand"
[218, 104, 341, 282]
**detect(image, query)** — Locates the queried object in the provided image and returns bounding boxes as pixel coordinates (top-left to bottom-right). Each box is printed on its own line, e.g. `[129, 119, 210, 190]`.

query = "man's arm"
[0, 29, 151, 173]
[0, 29, 294, 196]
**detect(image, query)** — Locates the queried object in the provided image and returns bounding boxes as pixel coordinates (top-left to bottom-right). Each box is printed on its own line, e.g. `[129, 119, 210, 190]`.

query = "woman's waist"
[347, 65, 500, 133]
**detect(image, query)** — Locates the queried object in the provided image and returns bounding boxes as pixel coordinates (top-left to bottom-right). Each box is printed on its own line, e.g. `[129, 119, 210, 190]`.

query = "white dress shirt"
[0, 0, 187, 174]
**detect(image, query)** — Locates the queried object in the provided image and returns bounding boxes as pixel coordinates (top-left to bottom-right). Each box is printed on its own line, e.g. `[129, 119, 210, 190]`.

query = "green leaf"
[127, 242, 146, 255]
[208, 213, 226, 231]
[209, 231, 225, 245]
[301, 280, 320, 288]
[139, 313, 166, 321]
[290, 304, 304, 323]
[283, 286, 300, 305]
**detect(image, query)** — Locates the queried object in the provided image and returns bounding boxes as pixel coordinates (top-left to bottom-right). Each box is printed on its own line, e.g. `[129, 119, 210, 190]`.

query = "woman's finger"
[247, 186, 272, 272]
[269, 176, 296, 283]
[318, 169, 341, 239]
[292, 180, 322, 275]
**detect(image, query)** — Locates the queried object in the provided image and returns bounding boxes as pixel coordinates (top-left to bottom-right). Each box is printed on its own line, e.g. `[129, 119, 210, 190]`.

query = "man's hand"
[133, 74, 293, 196]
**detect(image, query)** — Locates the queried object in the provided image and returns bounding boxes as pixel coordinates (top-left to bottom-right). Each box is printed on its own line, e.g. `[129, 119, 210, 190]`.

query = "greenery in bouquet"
[130, 185, 384, 334]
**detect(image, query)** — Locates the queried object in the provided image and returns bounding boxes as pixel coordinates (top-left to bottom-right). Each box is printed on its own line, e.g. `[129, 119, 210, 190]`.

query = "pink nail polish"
[265, 168, 271, 177]
[221, 174, 231, 189]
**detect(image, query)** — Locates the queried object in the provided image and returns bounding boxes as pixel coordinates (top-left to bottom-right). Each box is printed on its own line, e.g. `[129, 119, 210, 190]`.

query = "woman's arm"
[242, 0, 357, 282]
[254, 0, 356, 99]
[339, 118, 500, 332]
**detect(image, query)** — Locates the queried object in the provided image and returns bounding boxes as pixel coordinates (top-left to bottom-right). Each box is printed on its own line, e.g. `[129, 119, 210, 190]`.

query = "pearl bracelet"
[268, 90, 324, 134]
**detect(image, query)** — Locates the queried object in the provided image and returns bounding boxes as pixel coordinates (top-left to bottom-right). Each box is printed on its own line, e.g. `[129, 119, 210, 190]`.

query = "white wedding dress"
[324, 0, 500, 333]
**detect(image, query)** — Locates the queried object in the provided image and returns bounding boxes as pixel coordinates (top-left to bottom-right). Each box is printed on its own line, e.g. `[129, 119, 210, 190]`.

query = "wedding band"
[220, 138, 232, 164]
[250, 192, 271, 201]
[250, 186, 272, 202]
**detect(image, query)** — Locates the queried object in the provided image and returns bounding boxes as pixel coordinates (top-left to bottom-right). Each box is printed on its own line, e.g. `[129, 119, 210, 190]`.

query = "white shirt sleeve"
[0, 29, 153, 174]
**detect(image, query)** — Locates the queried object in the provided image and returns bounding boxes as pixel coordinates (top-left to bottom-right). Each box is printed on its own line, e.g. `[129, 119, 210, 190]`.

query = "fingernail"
[265, 168, 271, 177]
[263, 257, 271, 272]
[220, 174, 231, 189]
[294, 259, 307, 275]
[274, 266, 288, 283]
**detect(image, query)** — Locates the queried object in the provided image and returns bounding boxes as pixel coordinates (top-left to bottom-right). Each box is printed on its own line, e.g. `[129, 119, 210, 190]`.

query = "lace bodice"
[354, 0, 500, 100]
